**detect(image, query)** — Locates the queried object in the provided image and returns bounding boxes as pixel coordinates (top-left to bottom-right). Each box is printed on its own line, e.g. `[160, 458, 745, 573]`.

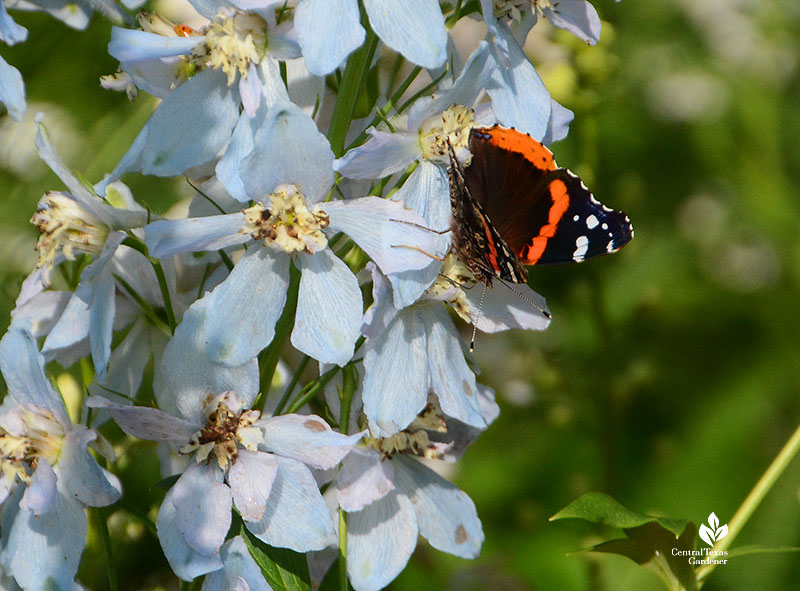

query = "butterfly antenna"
[469, 283, 488, 352]
[498, 279, 551, 319]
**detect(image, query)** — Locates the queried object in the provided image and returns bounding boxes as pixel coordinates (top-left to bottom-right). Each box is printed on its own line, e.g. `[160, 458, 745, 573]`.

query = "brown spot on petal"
[455, 525, 467, 544]
[303, 419, 327, 433]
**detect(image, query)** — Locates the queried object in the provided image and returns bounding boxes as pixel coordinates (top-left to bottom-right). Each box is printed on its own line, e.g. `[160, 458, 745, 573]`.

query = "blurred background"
[1, 0, 799, 589]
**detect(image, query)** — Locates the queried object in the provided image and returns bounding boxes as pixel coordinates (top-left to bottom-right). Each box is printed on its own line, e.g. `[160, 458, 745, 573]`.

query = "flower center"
[194, 11, 267, 85]
[365, 401, 447, 460]
[425, 253, 478, 324]
[31, 192, 109, 279]
[493, 0, 535, 22]
[180, 392, 261, 470]
[240, 184, 330, 254]
[419, 105, 474, 162]
[0, 405, 65, 488]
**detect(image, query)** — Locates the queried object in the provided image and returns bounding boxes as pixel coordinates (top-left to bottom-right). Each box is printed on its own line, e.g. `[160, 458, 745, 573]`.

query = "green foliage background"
[1, 1, 799, 589]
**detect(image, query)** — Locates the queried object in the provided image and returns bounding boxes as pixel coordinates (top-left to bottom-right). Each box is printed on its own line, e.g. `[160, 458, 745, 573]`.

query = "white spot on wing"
[573, 214, 580, 222]
[586, 214, 599, 229]
[573, 235, 589, 261]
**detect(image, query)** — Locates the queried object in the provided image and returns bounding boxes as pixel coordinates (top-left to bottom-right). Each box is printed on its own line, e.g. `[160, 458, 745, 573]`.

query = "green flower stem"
[272, 355, 311, 415]
[328, 4, 379, 157]
[346, 65, 422, 151]
[92, 507, 117, 591]
[121, 236, 177, 332]
[338, 507, 349, 591]
[696, 421, 800, 585]
[339, 365, 356, 436]
[256, 263, 301, 411]
[113, 273, 172, 338]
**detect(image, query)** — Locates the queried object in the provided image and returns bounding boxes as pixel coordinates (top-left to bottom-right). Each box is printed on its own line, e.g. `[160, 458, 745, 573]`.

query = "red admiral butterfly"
[448, 125, 633, 286]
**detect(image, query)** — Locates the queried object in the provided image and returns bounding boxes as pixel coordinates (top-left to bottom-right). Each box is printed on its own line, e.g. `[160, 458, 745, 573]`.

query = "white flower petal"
[296, 0, 364, 76]
[202, 536, 270, 591]
[86, 396, 196, 442]
[346, 490, 418, 591]
[333, 128, 419, 179]
[364, 0, 447, 69]
[145, 213, 248, 258]
[108, 27, 200, 62]
[362, 306, 428, 436]
[0, 55, 25, 122]
[56, 426, 122, 507]
[157, 485, 224, 581]
[229, 450, 279, 522]
[464, 282, 551, 333]
[292, 249, 361, 366]
[544, 0, 601, 45]
[172, 463, 232, 557]
[336, 447, 394, 512]
[258, 413, 364, 470]
[19, 460, 57, 515]
[245, 456, 336, 551]
[393, 455, 483, 558]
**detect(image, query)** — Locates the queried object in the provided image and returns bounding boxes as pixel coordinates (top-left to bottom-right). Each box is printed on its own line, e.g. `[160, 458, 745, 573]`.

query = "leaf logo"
[698, 512, 728, 547]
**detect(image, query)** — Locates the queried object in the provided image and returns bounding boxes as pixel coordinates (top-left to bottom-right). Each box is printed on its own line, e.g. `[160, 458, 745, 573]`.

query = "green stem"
[338, 507, 348, 591]
[273, 355, 311, 415]
[121, 236, 177, 332]
[93, 508, 118, 591]
[339, 365, 356, 435]
[696, 421, 800, 585]
[113, 273, 172, 338]
[328, 4, 379, 157]
[255, 263, 300, 410]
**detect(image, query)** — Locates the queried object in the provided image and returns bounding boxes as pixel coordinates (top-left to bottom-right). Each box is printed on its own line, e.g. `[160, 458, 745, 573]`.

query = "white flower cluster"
[0, 1, 607, 590]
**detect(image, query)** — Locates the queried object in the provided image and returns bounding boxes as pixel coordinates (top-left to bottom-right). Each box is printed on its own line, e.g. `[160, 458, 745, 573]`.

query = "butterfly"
[447, 125, 633, 287]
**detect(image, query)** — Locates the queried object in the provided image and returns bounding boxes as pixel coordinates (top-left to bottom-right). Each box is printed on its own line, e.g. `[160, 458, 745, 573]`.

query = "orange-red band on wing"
[474, 126, 557, 171]
[518, 178, 571, 264]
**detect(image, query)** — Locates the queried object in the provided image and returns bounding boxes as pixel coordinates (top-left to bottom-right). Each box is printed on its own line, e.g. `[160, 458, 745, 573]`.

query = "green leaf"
[552, 493, 699, 590]
[241, 526, 311, 591]
[551, 491, 687, 537]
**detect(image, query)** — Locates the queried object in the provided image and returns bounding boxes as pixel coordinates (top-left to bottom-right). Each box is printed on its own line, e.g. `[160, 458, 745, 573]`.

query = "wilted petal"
[246, 456, 335, 551]
[145, 213, 247, 258]
[157, 485, 224, 580]
[0, 55, 25, 122]
[296, 0, 364, 76]
[172, 463, 232, 557]
[56, 426, 122, 507]
[424, 306, 485, 429]
[108, 27, 200, 62]
[0, 326, 69, 424]
[258, 413, 364, 470]
[544, 0, 601, 45]
[336, 447, 394, 512]
[362, 306, 428, 436]
[324, 197, 448, 276]
[86, 396, 196, 442]
[333, 128, 419, 179]
[364, 0, 446, 69]
[292, 249, 361, 367]
[393, 455, 483, 558]
[19, 460, 56, 515]
[202, 247, 290, 367]
[346, 490, 418, 591]
[4, 486, 87, 591]
[228, 450, 279, 523]
[202, 536, 270, 591]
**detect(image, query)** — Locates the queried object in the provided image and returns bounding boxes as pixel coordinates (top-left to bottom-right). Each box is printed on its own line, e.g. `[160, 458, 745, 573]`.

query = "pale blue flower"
[0, 326, 121, 591]
[144, 101, 444, 367]
[360, 261, 548, 436]
[88, 301, 364, 580]
[19, 116, 148, 379]
[98, 4, 304, 193]
[482, 0, 601, 47]
[330, 394, 498, 591]
[294, 0, 447, 75]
